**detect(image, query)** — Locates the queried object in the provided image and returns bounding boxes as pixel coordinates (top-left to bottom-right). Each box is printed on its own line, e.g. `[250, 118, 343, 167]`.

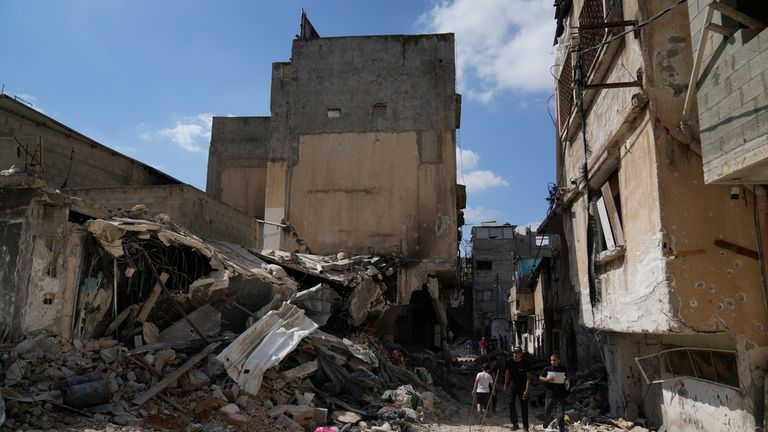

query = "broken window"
[476, 260, 492, 270]
[592, 170, 624, 259]
[635, 347, 740, 390]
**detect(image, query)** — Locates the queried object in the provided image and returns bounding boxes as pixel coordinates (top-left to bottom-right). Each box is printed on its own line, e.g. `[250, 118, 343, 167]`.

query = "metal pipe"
[681, 6, 714, 127]
[254, 218, 288, 228]
[755, 186, 768, 312]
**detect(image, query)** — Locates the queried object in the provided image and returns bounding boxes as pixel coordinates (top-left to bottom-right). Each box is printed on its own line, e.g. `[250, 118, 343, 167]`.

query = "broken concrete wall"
[554, 2, 768, 429]
[560, 117, 677, 335]
[0, 95, 177, 188]
[0, 188, 89, 340]
[206, 116, 271, 219]
[0, 188, 32, 341]
[605, 332, 765, 431]
[687, 2, 768, 184]
[67, 185, 258, 247]
[267, 34, 458, 264]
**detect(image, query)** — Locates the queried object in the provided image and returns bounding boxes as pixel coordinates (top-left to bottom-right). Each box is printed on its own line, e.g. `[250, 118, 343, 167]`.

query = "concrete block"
[699, 104, 721, 130]
[741, 74, 766, 104]
[749, 48, 768, 79]
[705, 82, 729, 110]
[722, 125, 745, 153]
[727, 63, 751, 90]
[743, 112, 768, 143]
[733, 45, 758, 73]
[729, 98, 757, 131]
[717, 91, 743, 126]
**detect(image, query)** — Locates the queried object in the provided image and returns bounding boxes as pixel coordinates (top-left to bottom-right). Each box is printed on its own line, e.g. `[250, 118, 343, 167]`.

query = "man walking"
[503, 347, 532, 431]
[472, 363, 494, 418]
[539, 353, 568, 432]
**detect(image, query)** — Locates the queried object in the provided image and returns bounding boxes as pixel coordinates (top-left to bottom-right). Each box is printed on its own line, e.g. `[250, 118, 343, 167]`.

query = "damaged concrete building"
[1, 79, 448, 430]
[207, 29, 463, 348]
[0, 95, 260, 342]
[547, 0, 768, 430]
[469, 222, 554, 354]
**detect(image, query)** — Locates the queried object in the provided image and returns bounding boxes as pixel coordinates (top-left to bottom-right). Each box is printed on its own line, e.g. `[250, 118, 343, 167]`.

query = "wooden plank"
[713, 239, 760, 260]
[126, 353, 162, 378]
[137, 272, 168, 323]
[106, 305, 139, 335]
[706, 22, 734, 37]
[142, 252, 209, 344]
[600, 181, 625, 245]
[596, 197, 616, 250]
[280, 360, 318, 382]
[710, 1, 766, 30]
[133, 342, 220, 405]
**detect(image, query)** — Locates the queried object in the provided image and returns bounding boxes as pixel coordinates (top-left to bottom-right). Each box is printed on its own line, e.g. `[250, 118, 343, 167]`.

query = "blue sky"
[2, 0, 556, 232]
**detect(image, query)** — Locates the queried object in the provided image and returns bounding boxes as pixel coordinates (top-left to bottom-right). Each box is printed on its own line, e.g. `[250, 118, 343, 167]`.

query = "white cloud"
[463, 170, 509, 192]
[419, 0, 554, 102]
[143, 113, 213, 153]
[457, 148, 479, 171]
[456, 148, 509, 192]
[464, 206, 504, 225]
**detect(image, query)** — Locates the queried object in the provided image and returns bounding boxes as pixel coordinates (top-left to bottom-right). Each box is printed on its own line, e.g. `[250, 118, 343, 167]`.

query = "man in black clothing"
[503, 347, 532, 431]
[539, 353, 568, 432]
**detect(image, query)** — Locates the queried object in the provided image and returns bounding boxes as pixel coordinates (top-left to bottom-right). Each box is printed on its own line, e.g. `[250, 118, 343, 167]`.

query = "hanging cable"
[580, 0, 687, 54]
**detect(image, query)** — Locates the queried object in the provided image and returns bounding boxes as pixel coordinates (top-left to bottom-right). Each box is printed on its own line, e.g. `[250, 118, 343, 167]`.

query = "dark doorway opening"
[409, 284, 438, 349]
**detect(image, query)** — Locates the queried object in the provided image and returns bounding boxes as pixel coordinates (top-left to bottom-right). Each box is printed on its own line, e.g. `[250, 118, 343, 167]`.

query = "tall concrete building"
[207, 27, 463, 346]
[547, 1, 768, 430]
[470, 223, 552, 351]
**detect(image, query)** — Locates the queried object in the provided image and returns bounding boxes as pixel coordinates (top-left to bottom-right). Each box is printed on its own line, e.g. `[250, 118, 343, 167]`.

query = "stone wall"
[688, 1, 768, 184]
[68, 185, 258, 247]
[0, 95, 177, 188]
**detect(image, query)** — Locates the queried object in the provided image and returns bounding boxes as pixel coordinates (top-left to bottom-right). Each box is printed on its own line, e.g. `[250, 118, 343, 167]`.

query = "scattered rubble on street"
[0, 206, 665, 431]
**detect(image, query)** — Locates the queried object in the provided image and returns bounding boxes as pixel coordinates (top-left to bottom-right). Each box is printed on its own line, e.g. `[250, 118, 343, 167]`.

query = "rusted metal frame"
[713, 239, 760, 260]
[579, 20, 637, 30]
[586, 68, 643, 90]
[656, 117, 702, 156]
[12, 136, 43, 167]
[138, 250, 211, 344]
[585, 81, 641, 89]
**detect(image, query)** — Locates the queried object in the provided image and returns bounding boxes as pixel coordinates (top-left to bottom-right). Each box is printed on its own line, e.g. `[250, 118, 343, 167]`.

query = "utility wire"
[580, 0, 687, 54]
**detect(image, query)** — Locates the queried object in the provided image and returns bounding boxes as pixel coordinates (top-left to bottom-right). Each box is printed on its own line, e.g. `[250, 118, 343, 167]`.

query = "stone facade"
[207, 33, 463, 318]
[549, 1, 768, 430]
[0, 94, 178, 188]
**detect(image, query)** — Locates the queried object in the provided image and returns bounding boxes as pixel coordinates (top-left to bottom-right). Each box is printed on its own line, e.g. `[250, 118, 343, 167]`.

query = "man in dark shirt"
[539, 353, 568, 432]
[503, 347, 532, 431]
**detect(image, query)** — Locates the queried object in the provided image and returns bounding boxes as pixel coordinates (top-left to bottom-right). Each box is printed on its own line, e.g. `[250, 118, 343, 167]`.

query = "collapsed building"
[206, 27, 464, 348]
[0, 15, 469, 431]
[544, 0, 768, 431]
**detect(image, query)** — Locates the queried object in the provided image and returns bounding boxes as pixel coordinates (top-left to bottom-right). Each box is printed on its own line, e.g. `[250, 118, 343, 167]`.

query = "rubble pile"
[0, 214, 465, 432]
[0, 329, 463, 431]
